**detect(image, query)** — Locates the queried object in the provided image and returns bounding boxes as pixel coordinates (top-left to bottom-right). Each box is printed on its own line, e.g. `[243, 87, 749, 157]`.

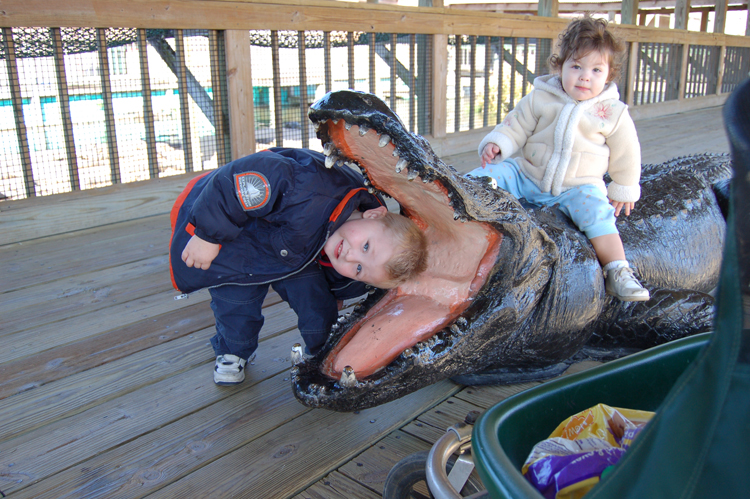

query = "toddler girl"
[469, 16, 649, 301]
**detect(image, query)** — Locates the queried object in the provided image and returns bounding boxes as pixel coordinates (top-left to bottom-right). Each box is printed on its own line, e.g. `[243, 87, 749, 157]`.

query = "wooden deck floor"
[0, 105, 731, 498]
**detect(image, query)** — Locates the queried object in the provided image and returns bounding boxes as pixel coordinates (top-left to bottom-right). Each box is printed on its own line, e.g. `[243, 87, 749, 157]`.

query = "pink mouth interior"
[320, 121, 503, 380]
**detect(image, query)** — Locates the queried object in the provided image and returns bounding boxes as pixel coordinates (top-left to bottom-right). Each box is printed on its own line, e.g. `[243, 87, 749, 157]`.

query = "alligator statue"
[291, 90, 731, 412]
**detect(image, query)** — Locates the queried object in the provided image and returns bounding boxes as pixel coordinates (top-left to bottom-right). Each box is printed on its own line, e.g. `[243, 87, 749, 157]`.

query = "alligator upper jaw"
[291, 90, 504, 409]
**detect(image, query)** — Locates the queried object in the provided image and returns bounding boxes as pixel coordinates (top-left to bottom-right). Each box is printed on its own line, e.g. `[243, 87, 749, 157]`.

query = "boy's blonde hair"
[380, 212, 428, 288]
[548, 16, 625, 83]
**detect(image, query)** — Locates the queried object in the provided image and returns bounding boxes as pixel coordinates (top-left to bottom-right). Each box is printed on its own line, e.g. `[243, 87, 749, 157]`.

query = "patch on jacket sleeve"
[234, 171, 270, 210]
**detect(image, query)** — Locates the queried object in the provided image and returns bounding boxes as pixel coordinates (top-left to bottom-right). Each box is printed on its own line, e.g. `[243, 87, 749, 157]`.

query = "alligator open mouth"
[291, 90, 725, 412]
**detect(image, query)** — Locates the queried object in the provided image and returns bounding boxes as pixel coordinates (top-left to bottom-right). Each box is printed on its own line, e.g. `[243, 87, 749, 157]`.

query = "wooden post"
[209, 30, 230, 167]
[324, 32, 332, 94]
[674, 0, 691, 30]
[716, 45, 727, 94]
[626, 41, 639, 106]
[348, 32, 355, 90]
[96, 28, 120, 184]
[2, 27, 35, 198]
[298, 30, 310, 149]
[51, 27, 81, 190]
[621, 0, 640, 25]
[175, 30, 194, 173]
[678, 42, 690, 100]
[537, 0, 557, 85]
[537, 0, 559, 18]
[137, 29, 159, 179]
[270, 31, 283, 147]
[225, 29, 255, 159]
[714, 0, 728, 33]
[432, 33, 448, 139]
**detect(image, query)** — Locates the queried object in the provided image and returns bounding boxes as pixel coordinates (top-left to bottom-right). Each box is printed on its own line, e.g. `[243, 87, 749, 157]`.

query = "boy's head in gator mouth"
[291, 90, 727, 412]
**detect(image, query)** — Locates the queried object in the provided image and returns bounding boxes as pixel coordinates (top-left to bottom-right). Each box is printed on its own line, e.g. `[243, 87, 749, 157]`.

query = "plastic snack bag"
[521, 403, 654, 499]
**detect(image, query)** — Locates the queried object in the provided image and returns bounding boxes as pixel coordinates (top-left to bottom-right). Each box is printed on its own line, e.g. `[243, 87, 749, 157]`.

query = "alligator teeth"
[331, 118, 339, 125]
[325, 154, 337, 168]
[395, 158, 408, 173]
[488, 177, 498, 190]
[337, 315, 347, 323]
[407, 169, 418, 181]
[323, 142, 335, 156]
[358, 124, 370, 136]
[456, 316, 468, 327]
[402, 348, 413, 357]
[378, 134, 391, 147]
[367, 187, 375, 194]
[344, 121, 353, 130]
[313, 122, 320, 132]
[392, 149, 400, 157]
[291, 343, 305, 365]
[340, 366, 357, 387]
[450, 323, 461, 334]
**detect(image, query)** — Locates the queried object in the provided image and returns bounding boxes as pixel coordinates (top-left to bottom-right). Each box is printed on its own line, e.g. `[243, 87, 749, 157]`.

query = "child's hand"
[480, 143, 501, 168]
[610, 200, 635, 217]
[182, 235, 221, 270]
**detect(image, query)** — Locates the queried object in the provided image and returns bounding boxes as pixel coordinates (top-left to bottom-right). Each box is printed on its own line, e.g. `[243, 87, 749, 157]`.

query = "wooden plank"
[0, 216, 170, 292]
[337, 431, 433, 494]
[0, 289, 300, 366]
[629, 93, 728, 120]
[3, 332, 309, 498]
[415, 396, 484, 432]
[1, 255, 174, 334]
[0, 301, 214, 400]
[293, 471, 383, 499]
[0, 172, 205, 245]
[2, 0, 749, 49]
[454, 382, 543, 409]
[144, 380, 461, 498]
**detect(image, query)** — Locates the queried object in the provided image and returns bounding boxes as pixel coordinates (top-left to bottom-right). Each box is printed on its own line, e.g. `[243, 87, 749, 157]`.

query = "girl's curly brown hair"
[548, 15, 626, 83]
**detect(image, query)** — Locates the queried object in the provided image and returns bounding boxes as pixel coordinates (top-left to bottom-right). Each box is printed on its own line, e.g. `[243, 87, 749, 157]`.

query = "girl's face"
[561, 50, 611, 101]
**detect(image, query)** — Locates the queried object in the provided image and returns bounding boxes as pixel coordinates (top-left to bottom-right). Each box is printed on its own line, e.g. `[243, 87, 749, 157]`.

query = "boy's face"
[561, 50, 610, 101]
[324, 206, 396, 288]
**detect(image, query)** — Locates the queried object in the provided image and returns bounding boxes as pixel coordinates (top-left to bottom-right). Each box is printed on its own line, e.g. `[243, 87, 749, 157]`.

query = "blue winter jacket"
[169, 148, 383, 297]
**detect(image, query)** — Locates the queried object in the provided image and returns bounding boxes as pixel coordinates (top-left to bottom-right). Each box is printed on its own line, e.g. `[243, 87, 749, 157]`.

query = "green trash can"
[471, 333, 709, 498]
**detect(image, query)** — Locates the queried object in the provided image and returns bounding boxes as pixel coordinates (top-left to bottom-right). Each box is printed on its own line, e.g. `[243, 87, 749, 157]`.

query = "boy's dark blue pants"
[208, 266, 338, 361]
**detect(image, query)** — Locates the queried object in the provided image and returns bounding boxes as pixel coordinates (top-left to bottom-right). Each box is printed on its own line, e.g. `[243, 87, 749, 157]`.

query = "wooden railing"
[0, 0, 748, 202]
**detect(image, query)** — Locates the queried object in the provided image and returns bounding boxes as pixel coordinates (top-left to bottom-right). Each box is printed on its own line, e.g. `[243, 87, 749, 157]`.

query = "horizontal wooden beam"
[628, 93, 729, 120]
[1, 0, 747, 47]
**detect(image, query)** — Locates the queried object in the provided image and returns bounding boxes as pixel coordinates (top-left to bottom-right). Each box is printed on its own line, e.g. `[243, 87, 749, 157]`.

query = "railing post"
[298, 30, 310, 149]
[626, 41, 639, 107]
[137, 29, 159, 178]
[175, 30, 194, 173]
[716, 44, 727, 94]
[225, 30, 255, 159]
[678, 42, 690, 100]
[96, 28, 121, 184]
[2, 27, 35, 198]
[51, 27, 81, 191]
[432, 33, 447, 139]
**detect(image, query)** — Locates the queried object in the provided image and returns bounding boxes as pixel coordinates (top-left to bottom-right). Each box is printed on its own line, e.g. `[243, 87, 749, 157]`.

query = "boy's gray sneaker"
[214, 354, 249, 385]
[606, 266, 650, 302]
